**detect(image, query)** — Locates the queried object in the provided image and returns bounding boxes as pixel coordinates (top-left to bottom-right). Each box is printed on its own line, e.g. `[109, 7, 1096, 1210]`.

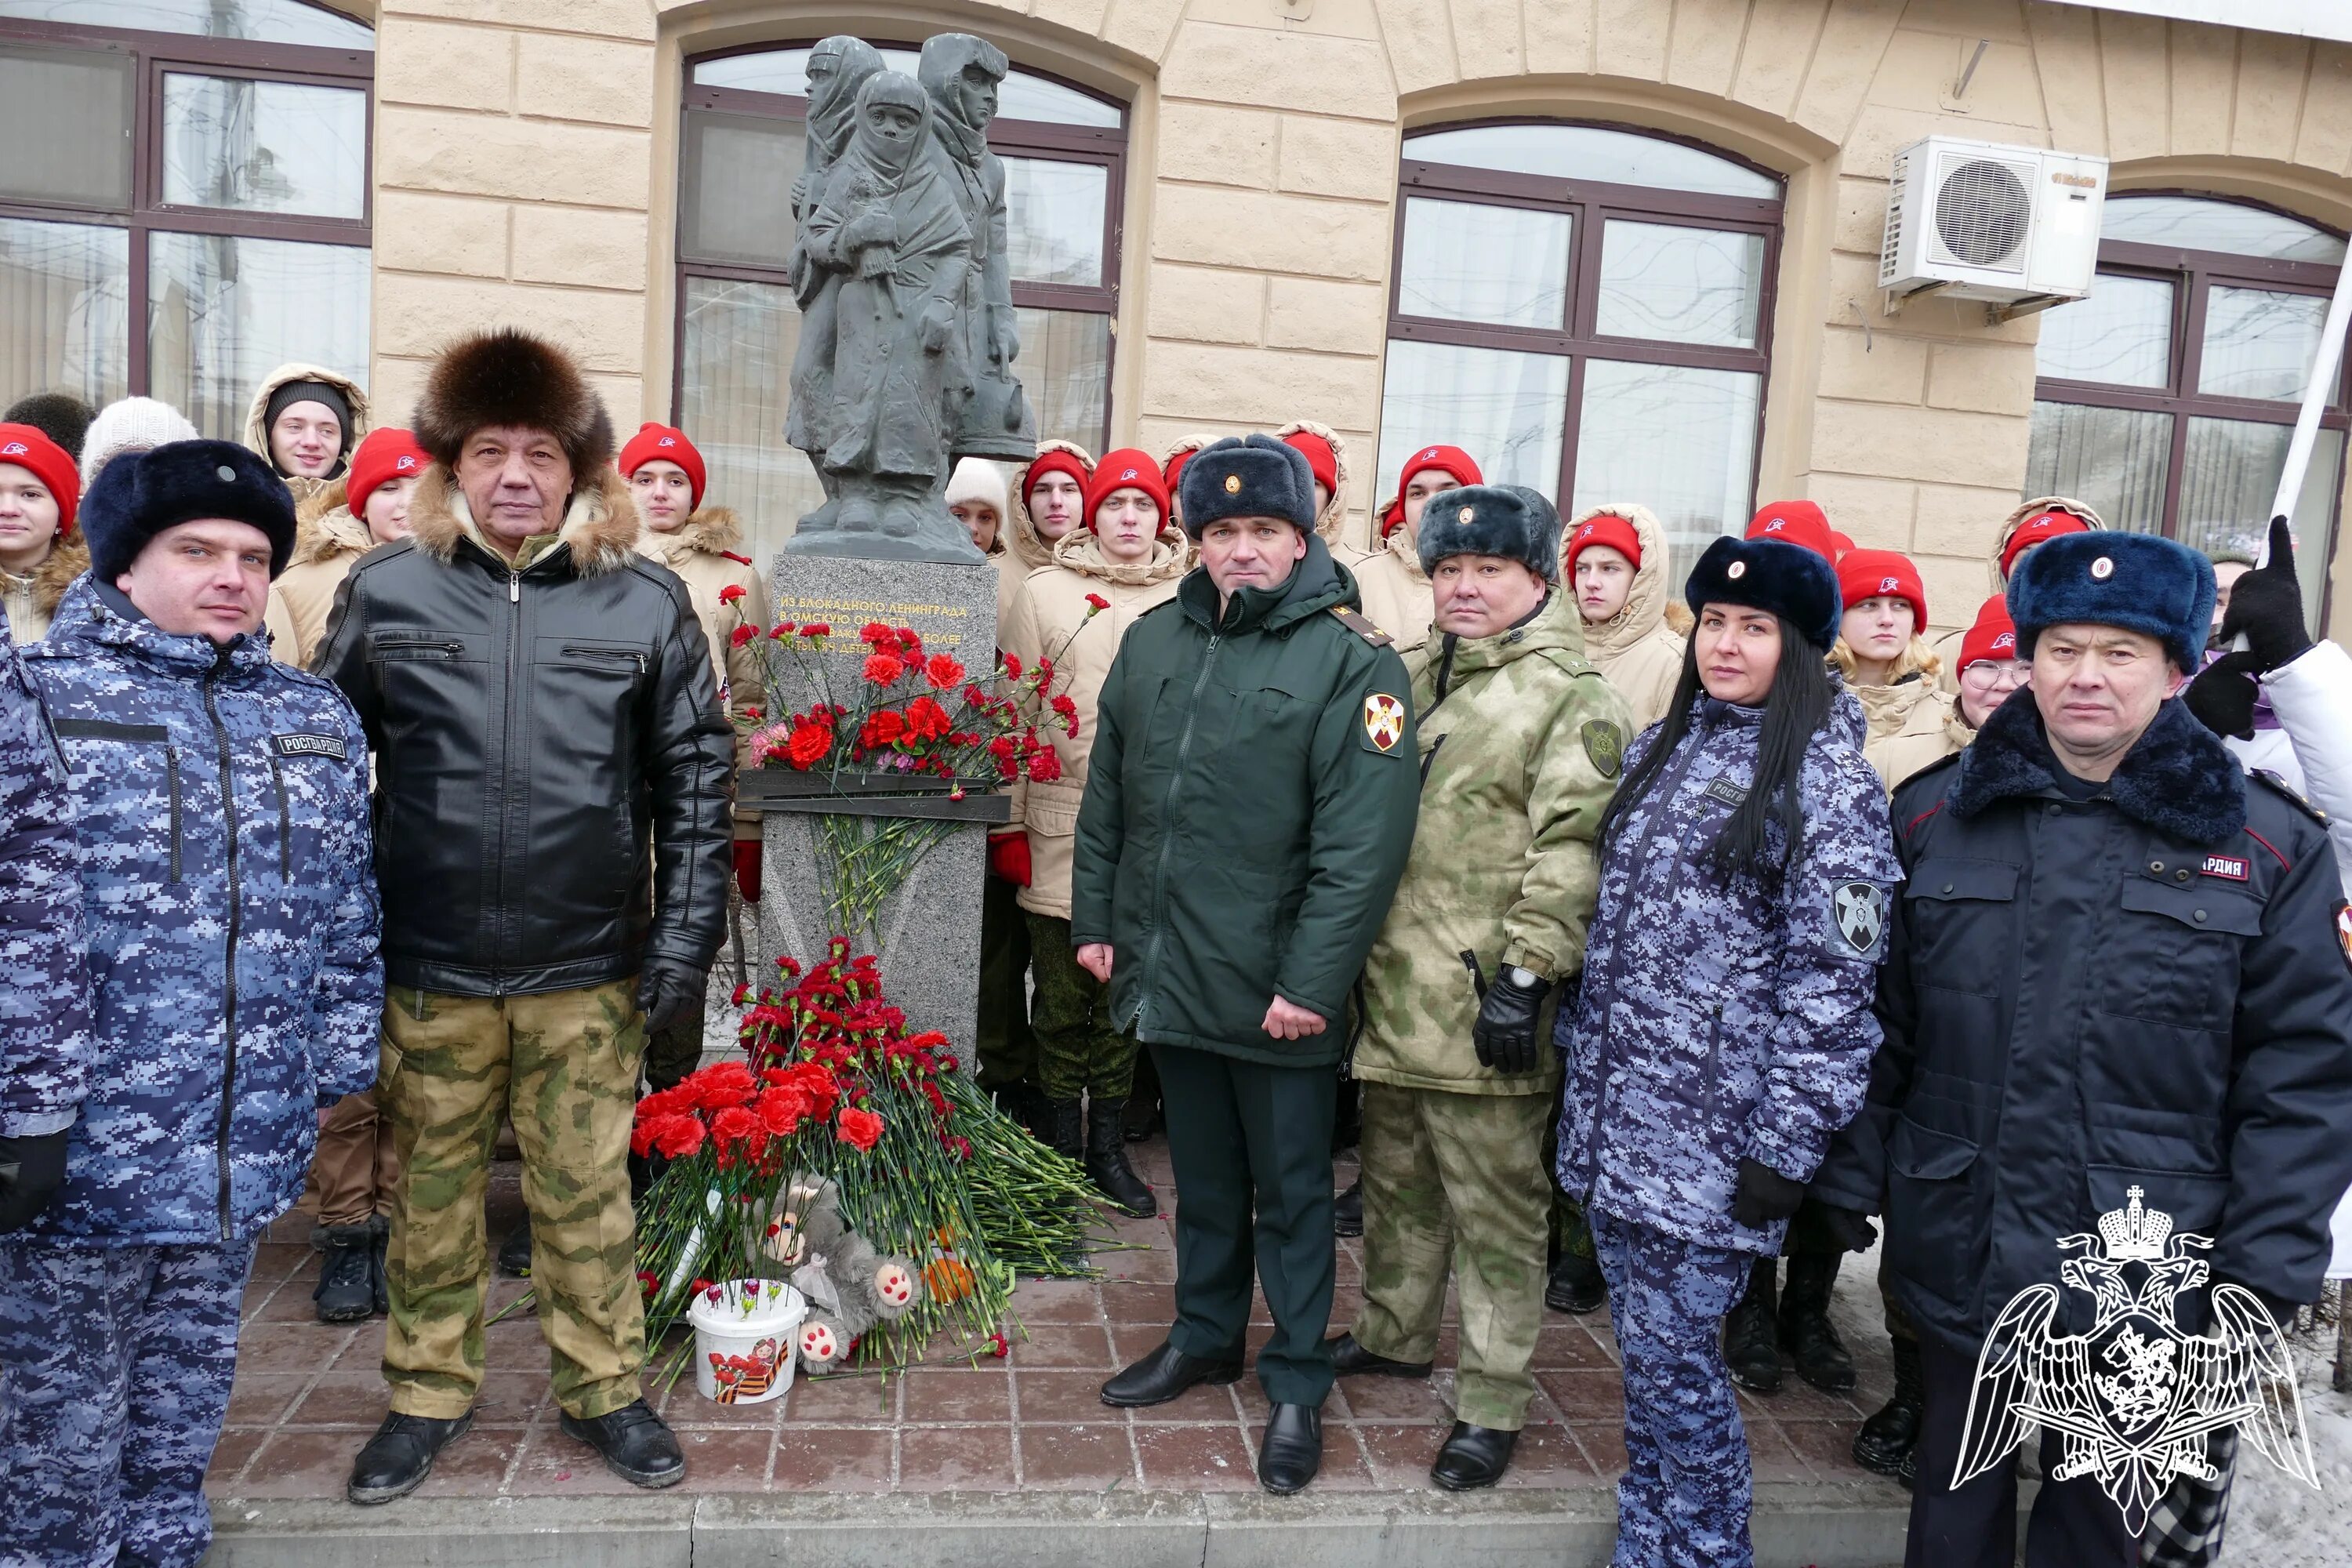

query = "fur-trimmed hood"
[2, 532, 90, 636]
[1951, 689, 2245, 844]
[405, 463, 641, 576]
[635, 505, 744, 566]
[241, 361, 371, 494]
[285, 503, 376, 572]
[1007, 439, 1092, 573]
[1564, 501, 1677, 661]
[1272, 418, 1353, 550]
[1992, 494, 2103, 589]
[1050, 523, 1188, 586]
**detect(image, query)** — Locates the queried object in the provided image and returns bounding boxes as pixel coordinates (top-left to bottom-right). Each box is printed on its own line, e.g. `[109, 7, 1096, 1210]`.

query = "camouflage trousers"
[0, 1235, 252, 1568]
[379, 980, 648, 1421]
[1590, 1207, 1755, 1568]
[1025, 913, 1138, 1102]
[975, 873, 1036, 1091]
[1350, 1082, 1554, 1430]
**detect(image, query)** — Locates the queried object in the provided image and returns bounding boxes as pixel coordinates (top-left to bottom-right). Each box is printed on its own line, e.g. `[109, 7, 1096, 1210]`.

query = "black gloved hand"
[1471, 967, 1549, 1076]
[2216, 515, 2314, 674]
[636, 957, 709, 1036]
[1729, 1156, 1805, 1229]
[1811, 1200, 1880, 1254]
[0, 1130, 72, 1233]
[2183, 648, 2263, 741]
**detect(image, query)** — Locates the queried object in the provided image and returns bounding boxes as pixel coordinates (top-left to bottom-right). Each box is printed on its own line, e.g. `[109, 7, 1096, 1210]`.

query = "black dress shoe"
[558, 1399, 684, 1488]
[1099, 1338, 1245, 1407]
[1544, 1250, 1606, 1315]
[496, 1218, 533, 1279]
[1332, 1178, 1363, 1237]
[347, 1410, 474, 1504]
[1430, 1421, 1517, 1490]
[1327, 1331, 1432, 1378]
[1257, 1403, 1323, 1494]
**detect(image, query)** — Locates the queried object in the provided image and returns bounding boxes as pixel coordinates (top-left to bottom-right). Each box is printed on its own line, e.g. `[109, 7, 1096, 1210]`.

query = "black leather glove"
[636, 957, 708, 1036]
[2216, 515, 2314, 674]
[0, 1130, 72, 1233]
[2184, 648, 2263, 741]
[1729, 1156, 1805, 1229]
[1471, 966, 1548, 1076]
[1811, 1200, 1880, 1254]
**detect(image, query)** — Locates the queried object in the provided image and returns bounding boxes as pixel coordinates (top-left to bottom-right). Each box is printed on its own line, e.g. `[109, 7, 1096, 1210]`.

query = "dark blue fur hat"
[79, 439, 297, 582]
[2007, 530, 2213, 672]
[1177, 434, 1316, 539]
[1683, 534, 1842, 652]
[1414, 485, 1562, 580]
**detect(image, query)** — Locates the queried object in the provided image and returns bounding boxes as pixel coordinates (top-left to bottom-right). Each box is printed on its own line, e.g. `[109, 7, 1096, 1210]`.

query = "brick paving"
[207, 1138, 1904, 1504]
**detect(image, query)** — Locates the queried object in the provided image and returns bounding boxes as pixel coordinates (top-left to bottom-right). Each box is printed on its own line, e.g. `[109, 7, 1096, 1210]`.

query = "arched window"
[674, 42, 1124, 558]
[2027, 193, 2347, 622]
[0, 0, 372, 437]
[1375, 121, 1782, 563]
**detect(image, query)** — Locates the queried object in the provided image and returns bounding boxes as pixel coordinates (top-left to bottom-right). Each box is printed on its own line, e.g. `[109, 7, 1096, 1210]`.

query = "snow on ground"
[2226, 1312, 2352, 1566]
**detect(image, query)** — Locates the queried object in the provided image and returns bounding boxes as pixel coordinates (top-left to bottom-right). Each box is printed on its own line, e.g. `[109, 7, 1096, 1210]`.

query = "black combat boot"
[1332, 1178, 1363, 1237]
[560, 1399, 685, 1487]
[1778, 1253, 1856, 1393]
[1047, 1098, 1084, 1162]
[1544, 1250, 1606, 1315]
[1085, 1098, 1156, 1217]
[496, 1217, 533, 1279]
[348, 1410, 474, 1504]
[314, 1225, 376, 1323]
[1722, 1257, 1781, 1393]
[1852, 1336, 1924, 1476]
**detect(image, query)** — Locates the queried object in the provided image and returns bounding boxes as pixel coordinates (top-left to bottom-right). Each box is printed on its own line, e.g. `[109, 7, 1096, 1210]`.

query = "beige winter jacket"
[1273, 419, 1360, 561]
[999, 526, 1188, 920]
[637, 506, 769, 840]
[1353, 528, 1435, 652]
[2, 534, 88, 644]
[1853, 674, 1963, 793]
[1564, 502, 1690, 732]
[264, 492, 376, 667]
[242, 362, 372, 514]
[1000, 438, 1091, 632]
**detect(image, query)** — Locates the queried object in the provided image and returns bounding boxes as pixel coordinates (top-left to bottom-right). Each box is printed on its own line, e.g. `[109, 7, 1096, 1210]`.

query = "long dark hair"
[1597, 612, 1835, 883]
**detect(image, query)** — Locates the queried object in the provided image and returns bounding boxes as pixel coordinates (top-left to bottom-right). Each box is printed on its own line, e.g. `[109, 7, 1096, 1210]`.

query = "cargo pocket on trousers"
[1885, 1115, 1980, 1308]
[376, 1034, 405, 1118]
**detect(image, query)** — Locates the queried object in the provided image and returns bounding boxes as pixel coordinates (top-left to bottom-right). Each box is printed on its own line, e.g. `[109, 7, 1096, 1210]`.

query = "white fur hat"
[80, 397, 201, 490]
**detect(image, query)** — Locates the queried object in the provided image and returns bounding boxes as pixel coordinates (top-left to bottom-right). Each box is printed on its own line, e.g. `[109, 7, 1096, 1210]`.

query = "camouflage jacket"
[1555, 687, 1897, 1253]
[0, 628, 88, 1138]
[21, 579, 382, 1243]
[1356, 593, 1629, 1095]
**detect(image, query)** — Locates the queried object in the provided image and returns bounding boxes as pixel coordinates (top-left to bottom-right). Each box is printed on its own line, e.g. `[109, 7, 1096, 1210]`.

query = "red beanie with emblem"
[1744, 499, 1836, 561]
[345, 427, 430, 519]
[1084, 448, 1171, 525]
[1378, 495, 1405, 539]
[1565, 513, 1642, 574]
[2000, 508, 2092, 579]
[1958, 594, 2020, 672]
[1023, 448, 1091, 511]
[1836, 548, 1929, 630]
[619, 423, 706, 511]
[0, 423, 79, 536]
[1282, 429, 1338, 495]
[1161, 445, 1197, 498]
[1397, 443, 1483, 500]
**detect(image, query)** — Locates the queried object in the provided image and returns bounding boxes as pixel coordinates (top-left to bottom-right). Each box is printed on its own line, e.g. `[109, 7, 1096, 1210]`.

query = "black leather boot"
[1085, 1098, 1155, 1217]
[1047, 1098, 1083, 1161]
[1431, 1421, 1517, 1490]
[1722, 1257, 1781, 1394]
[1332, 1178, 1363, 1238]
[1544, 1249, 1606, 1315]
[1852, 1335, 1924, 1475]
[496, 1217, 533, 1279]
[347, 1410, 474, 1504]
[559, 1399, 685, 1487]
[1258, 1403, 1323, 1494]
[314, 1224, 376, 1323]
[1121, 1091, 1162, 1142]
[1327, 1330, 1432, 1378]
[1100, 1338, 1245, 1407]
[1779, 1253, 1856, 1393]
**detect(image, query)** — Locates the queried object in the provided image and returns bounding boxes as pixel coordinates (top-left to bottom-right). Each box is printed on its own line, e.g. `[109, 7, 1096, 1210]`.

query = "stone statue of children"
[918, 34, 1036, 462]
[783, 34, 884, 532]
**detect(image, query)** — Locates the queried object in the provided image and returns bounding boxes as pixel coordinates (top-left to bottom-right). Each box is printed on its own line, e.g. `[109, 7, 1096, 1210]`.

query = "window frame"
[1384, 115, 1784, 513]
[671, 38, 1127, 449]
[0, 10, 372, 394]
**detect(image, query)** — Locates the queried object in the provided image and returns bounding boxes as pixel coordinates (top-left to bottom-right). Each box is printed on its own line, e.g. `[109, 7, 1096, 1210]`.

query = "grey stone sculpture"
[782, 33, 1037, 564]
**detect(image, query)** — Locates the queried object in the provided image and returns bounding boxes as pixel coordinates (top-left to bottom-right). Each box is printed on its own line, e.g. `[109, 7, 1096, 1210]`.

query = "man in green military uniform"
[1073, 434, 1419, 1495]
[1329, 484, 1630, 1490]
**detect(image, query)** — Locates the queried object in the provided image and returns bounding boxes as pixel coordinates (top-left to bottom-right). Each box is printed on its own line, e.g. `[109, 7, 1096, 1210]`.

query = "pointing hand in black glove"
[0, 1129, 72, 1233]
[636, 956, 710, 1036]
[1471, 964, 1549, 1076]
[2217, 515, 2314, 674]
[1729, 1156, 1805, 1229]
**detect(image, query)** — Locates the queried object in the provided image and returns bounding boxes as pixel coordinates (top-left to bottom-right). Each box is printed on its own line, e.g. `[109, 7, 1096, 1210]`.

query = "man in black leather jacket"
[317, 329, 733, 1503]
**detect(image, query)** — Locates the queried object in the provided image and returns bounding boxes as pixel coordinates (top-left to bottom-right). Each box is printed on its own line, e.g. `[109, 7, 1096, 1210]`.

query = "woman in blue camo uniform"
[1556, 533, 1899, 1568]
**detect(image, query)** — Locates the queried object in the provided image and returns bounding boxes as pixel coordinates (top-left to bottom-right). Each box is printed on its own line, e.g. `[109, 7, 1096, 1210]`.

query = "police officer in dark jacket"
[1811, 531, 2352, 1568]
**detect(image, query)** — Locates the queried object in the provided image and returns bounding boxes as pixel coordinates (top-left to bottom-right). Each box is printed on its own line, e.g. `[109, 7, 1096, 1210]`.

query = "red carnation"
[800, 622, 830, 638]
[1084, 593, 1109, 612]
[785, 723, 831, 769]
[1000, 652, 1022, 680]
[653, 1114, 706, 1160]
[1050, 694, 1077, 720]
[836, 1105, 884, 1152]
[895, 627, 924, 659]
[730, 624, 757, 647]
[755, 1085, 809, 1136]
[906, 695, 953, 742]
[688, 1060, 758, 1109]
[710, 1105, 757, 1145]
[1027, 749, 1062, 783]
[719, 584, 746, 604]
[863, 652, 905, 686]
[924, 654, 965, 691]
[859, 622, 894, 646]
[861, 709, 907, 748]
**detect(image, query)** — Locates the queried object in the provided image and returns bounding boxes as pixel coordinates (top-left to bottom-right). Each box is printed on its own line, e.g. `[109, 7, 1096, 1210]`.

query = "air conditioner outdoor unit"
[1878, 135, 2110, 310]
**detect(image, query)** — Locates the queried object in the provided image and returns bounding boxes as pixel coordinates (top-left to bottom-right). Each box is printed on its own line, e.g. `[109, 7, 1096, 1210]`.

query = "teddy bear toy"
[743, 1174, 924, 1373]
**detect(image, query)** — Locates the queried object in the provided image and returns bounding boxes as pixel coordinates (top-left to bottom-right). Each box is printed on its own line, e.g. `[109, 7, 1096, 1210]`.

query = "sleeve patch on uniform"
[274, 732, 348, 760]
[1580, 719, 1624, 779]
[1363, 692, 1406, 753]
[2199, 854, 2249, 881]
[1831, 881, 1887, 958]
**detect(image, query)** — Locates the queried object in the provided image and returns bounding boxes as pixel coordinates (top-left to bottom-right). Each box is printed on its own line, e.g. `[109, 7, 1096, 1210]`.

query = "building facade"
[8, 0, 2352, 637]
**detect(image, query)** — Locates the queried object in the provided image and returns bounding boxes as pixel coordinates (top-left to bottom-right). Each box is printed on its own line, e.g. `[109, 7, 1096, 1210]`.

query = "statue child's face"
[866, 102, 923, 151]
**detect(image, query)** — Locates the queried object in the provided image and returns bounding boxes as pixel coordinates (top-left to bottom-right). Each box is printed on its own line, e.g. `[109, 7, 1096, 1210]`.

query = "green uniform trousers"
[1352, 1081, 1554, 1431]
[1154, 1043, 1337, 1406]
[1025, 913, 1138, 1102]
[379, 980, 648, 1421]
[976, 874, 1036, 1091]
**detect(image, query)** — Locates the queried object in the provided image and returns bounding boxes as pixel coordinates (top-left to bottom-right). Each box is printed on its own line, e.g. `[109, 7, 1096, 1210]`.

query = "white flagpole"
[2263, 245, 2352, 564]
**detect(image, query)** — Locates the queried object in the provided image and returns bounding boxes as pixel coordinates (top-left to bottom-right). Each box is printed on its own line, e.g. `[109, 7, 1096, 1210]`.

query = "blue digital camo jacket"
[20, 579, 382, 1243]
[0, 626, 88, 1140]
[1556, 689, 1899, 1254]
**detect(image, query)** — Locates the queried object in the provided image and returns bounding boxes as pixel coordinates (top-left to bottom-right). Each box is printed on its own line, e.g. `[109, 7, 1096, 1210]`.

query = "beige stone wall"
[365, 0, 2352, 634]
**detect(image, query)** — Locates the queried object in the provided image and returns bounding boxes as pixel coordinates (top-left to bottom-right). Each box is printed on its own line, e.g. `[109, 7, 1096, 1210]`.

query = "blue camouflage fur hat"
[2007, 529, 2213, 672]
[1684, 534, 1842, 652]
[1415, 485, 1562, 580]
[79, 439, 298, 583]
[1177, 434, 1316, 539]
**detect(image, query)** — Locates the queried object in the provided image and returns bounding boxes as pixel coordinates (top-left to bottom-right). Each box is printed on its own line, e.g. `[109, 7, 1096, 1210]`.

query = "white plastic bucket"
[687, 1278, 807, 1406]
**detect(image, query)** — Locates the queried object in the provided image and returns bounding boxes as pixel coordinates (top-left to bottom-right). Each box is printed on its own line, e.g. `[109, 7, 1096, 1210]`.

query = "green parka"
[1070, 535, 1420, 1066]
[1356, 593, 1630, 1095]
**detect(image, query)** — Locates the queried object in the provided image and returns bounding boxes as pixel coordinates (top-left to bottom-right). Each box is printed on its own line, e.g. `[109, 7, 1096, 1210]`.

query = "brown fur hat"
[412, 328, 614, 478]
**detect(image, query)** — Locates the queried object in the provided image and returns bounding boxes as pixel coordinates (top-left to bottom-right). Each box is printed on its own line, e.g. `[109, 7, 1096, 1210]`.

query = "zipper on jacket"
[564, 644, 648, 675]
[1418, 732, 1447, 787]
[202, 650, 244, 1241]
[383, 641, 463, 659]
[1134, 631, 1220, 1032]
[267, 752, 291, 882]
[492, 568, 523, 995]
[165, 746, 183, 884]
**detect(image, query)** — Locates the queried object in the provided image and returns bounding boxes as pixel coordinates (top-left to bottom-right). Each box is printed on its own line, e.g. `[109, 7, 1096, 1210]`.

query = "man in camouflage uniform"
[3, 441, 381, 1567]
[1329, 485, 1628, 1490]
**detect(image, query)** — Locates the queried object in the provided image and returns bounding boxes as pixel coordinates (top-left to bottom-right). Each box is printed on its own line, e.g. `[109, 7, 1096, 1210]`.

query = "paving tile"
[1530, 1325, 1614, 1369]
[1134, 1423, 1256, 1490]
[1537, 1369, 1626, 1422]
[205, 1426, 269, 1486]
[1777, 1417, 1874, 1484]
[1098, 1279, 1175, 1324]
[663, 1377, 791, 1429]
[1007, 1323, 1112, 1368]
[1353, 1422, 1443, 1489]
[902, 1369, 1012, 1423]
[326, 1321, 389, 1371]
[1329, 1374, 1446, 1423]
[674, 1427, 778, 1490]
[1490, 1422, 1603, 1488]
[1010, 1276, 1105, 1323]
[472, 1370, 556, 1427]
[509, 1425, 651, 1495]
[771, 1425, 894, 1491]
[225, 1374, 309, 1426]
[1569, 1421, 1628, 1475]
[1742, 1416, 1814, 1483]
[1018, 1423, 1135, 1490]
[1124, 1377, 1243, 1425]
[285, 1372, 397, 1428]
[234, 1323, 355, 1372]
[898, 1425, 1017, 1487]
[1013, 1368, 1118, 1423]
[238, 1430, 367, 1498]
[1302, 1425, 1382, 1491]
[411, 1427, 525, 1498]
[779, 1371, 899, 1424]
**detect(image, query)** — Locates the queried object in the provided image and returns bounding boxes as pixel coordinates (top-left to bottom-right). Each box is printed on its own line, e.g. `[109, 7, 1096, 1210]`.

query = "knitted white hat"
[944, 456, 1009, 518]
[80, 397, 201, 490]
